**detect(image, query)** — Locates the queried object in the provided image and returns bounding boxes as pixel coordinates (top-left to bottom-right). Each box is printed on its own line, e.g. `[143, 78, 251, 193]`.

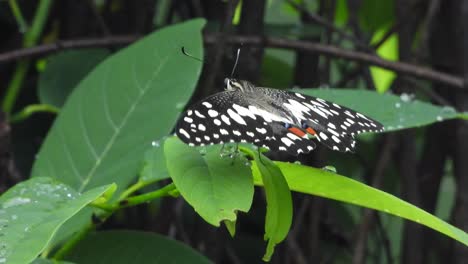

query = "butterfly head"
[224, 78, 256, 92]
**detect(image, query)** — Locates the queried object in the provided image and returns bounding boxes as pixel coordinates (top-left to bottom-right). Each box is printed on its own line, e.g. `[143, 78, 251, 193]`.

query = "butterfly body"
[176, 78, 384, 155]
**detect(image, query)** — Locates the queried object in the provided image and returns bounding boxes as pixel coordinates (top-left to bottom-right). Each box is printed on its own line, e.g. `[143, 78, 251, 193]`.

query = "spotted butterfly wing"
[176, 78, 384, 155]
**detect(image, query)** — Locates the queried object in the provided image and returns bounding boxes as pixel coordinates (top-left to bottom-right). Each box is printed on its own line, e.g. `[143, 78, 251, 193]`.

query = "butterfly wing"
[279, 89, 385, 152]
[176, 90, 317, 155]
[176, 91, 275, 147]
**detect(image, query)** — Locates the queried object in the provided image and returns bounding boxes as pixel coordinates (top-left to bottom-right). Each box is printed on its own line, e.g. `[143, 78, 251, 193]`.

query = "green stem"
[120, 183, 176, 208]
[2, 0, 53, 114]
[10, 103, 59, 123]
[118, 180, 147, 200]
[8, 0, 28, 32]
[52, 222, 95, 260]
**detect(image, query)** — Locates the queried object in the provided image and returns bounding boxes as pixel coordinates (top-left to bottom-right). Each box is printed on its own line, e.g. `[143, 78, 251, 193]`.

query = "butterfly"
[176, 78, 384, 156]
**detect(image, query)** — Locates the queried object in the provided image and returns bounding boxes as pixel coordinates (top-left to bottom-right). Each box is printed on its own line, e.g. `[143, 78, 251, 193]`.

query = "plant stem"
[10, 103, 59, 123]
[8, 0, 28, 33]
[52, 222, 95, 260]
[120, 183, 176, 208]
[118, 180, 147, 200]
[2, 0, 53, 114]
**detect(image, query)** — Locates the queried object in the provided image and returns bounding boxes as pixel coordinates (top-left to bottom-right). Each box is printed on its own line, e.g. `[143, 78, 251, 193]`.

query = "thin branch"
[0, 34, 465, 89]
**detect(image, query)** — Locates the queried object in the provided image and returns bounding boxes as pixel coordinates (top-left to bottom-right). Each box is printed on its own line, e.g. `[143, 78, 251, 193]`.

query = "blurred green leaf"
[31, 19, 205, 195]
[32, 259, 75, 264]
[250, 152, 292, 262]
[261, 52, 293, 88]
[164, 137, 254, 226]
[66, 230, 212, 264]
[298, 88, 461, 131]
[334, 0, 348, 27]
[0, 177, 112, 264]
[370, 26, 399, 93]
[38, 49, 110, 108]
[252, 162, 468, 248]
[358, 0, 395, 33]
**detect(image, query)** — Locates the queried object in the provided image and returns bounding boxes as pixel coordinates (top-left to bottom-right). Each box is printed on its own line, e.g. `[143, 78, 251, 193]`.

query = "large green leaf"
[38, 49, 110, 108]
[164, 137, 254, 226]
[0, 177, 113, 264]
[252, 162, 468, 247]
[31, 19, 205, 194]
[298, 88, 462, 131]
[65, 230, 212, 264]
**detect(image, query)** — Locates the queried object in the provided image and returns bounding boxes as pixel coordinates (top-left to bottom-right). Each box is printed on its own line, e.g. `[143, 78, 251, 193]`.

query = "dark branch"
[0, 34, 464, 89]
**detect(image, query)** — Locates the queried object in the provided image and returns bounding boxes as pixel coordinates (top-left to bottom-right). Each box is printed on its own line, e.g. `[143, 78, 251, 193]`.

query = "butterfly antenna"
[230, 48, 241, 77]
[181, 46, 203, 62]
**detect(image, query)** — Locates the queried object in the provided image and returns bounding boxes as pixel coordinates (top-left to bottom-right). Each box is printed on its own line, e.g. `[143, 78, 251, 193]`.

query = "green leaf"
[298, 88, 461, 131]
[0, 177, 113, 264]
[370, 26, 399, 93]
[249, 151, 292, 262]
[252, 162, 468, 248]
[138, 142, 169, 184]
[31, 19, 205, 194]
[164, 137, 254, 226]
[38, 49, 110, 108]
[358, 0, 395, 33]
[65, 230, 212, 264]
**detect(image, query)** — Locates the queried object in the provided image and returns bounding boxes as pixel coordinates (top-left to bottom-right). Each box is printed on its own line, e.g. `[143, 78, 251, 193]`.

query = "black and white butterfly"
[176, 78, 384, 156]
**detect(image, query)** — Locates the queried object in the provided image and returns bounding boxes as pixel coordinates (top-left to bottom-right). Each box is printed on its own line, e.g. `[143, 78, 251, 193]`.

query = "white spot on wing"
[178, 128, 190, 139]
[295, 92, 305, 99]
[319, 132, 328, 140]
[286, 133, 300, 141]
[214, 119, 221, 126]
[227, 109, 247, 125]
[195, 110, 205, 118]
[328, 123, 336, 129]
[246, 131, 255, 137]
[221, 114, 231, 125]
[184, 117, 193, 123]
[220, 129, 229, 135]
[281, 137, 294, 147]
[204, 135, 210, 141]
[202, 102, 212, 108]
[233, 104, 256, 120]
[233, 130, 241, 136]
[208, 109, 218, 117]
[198, 124, 206, 131]
[256, 127, 267, 134]
[213, 134, 219, 139]
[332, 135, 341, 143]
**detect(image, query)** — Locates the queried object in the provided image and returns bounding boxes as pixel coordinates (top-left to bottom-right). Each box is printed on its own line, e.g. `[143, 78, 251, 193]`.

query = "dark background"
[1, 0, 468, 263]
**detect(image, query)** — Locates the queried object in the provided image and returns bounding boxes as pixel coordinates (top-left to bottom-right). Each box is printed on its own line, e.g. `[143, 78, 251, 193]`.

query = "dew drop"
[294, 161, 302, 165]
[175, 102, 185, 110]
[2, 197, 31, 209]
[395, 102, 401, 108]
[244, 161, 252, 166]
[400, 93, 414, 102]
[198, 147, 207, 155]
[11, 215, 17, 220]
[322, 165, 337, 173]
[437, 116, 443, 122]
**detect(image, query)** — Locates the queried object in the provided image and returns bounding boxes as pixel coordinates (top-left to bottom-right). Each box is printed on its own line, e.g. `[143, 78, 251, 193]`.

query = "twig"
[0, 34, 465, 89]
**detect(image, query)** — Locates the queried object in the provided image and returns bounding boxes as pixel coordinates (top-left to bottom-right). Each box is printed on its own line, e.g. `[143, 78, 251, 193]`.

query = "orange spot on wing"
[288, 127, 306, 137]
[306, 127, 317, 135]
